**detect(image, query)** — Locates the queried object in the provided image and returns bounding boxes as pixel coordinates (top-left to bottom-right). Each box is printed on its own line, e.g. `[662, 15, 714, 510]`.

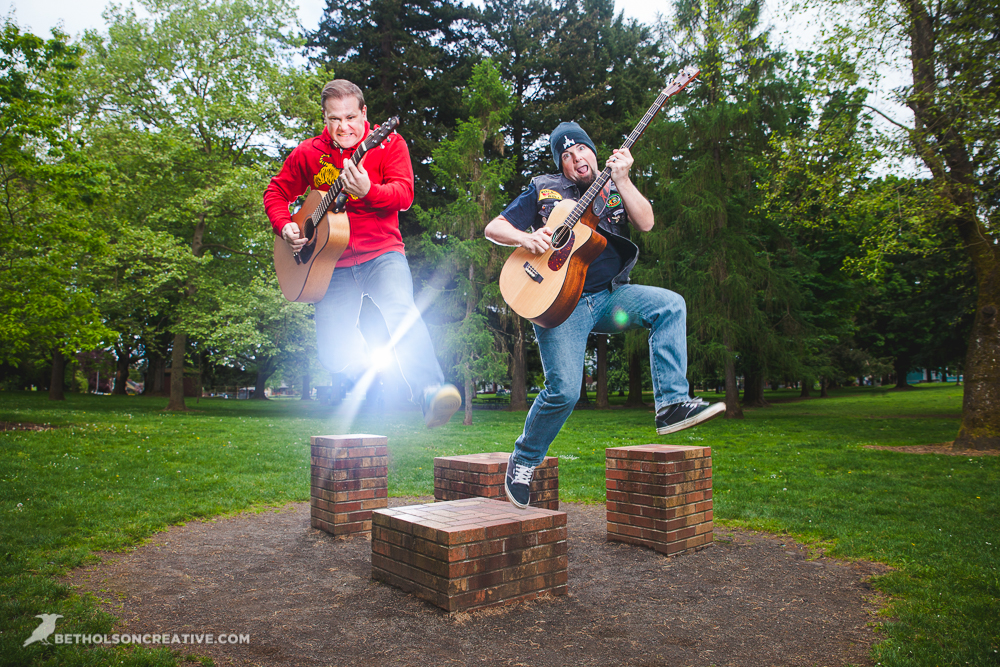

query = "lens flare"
[613, 308, 629, 330]
[330, 264, 449, 434]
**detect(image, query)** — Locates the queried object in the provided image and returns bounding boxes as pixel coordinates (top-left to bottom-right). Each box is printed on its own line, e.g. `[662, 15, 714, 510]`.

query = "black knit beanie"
[550, 121, 597, 169]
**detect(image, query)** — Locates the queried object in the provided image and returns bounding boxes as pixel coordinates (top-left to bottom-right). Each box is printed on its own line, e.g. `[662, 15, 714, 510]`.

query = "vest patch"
[608, 193, 622, 208]
[538, 189, 563, 201]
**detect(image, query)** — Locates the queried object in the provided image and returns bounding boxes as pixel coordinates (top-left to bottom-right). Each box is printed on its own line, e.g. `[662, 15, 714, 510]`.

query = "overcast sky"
[6, 0, 916, 174]
[6, 0, 818, 50]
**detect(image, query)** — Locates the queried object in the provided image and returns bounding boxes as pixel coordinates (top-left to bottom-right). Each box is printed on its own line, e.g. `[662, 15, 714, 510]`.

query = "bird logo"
[23, 614, 62, 646]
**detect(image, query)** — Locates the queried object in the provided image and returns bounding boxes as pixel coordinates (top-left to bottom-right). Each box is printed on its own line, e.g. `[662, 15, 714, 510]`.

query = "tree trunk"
[145, 346, 166, 395]
[742, 369, 769, 408]
[49, 349, 66, 401]
[894, 356, 912, 389]
[509, 317, 529, 411]
[251, 361, 275, 400]
[166, 332, 187, 411]
[820, 376, 829, 398]
[459, 260, 478, 426]
[576, 364, 590, 408]
[949, 204, 1000, 448]
[624, 349, 645, 407]
[955, 297, 1000, 449]
[166, 212, 207, 411]
[595, 334, 609, 409]
[463, 377, 474, 426]
[301, 372, 311, 400]
[800, 379, 811, 398]
[904, 0, 999, 448]
[112, 346, 130, 396]
[723, 355, 744, 419]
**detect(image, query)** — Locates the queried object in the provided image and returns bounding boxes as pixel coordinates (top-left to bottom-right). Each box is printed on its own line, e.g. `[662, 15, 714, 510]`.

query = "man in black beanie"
[484, 121, 724, 509]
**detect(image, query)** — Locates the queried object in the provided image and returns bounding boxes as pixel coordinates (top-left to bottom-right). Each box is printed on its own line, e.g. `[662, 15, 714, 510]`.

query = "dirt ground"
[863, 442, 1000, 456]
[67, 498, 890, 667]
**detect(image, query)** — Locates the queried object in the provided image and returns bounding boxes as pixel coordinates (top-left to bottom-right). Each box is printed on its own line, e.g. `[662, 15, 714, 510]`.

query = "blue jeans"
[314, 251, 444, 403]
[513, 284, 690, 467]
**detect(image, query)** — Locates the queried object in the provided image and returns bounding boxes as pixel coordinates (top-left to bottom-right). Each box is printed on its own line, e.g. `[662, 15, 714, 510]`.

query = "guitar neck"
[568, 67, 698, 226]
[569, 88, 671, 224]
[308, 134, 378, 222]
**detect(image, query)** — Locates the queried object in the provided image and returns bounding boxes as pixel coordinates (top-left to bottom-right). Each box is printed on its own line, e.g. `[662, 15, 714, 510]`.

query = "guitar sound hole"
[551, 225, 572, 249]
[303, 218, 315, 240]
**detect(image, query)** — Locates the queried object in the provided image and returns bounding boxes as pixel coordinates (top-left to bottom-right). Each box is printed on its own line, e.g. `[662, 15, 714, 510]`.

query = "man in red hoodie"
[264, 79, 460, 427]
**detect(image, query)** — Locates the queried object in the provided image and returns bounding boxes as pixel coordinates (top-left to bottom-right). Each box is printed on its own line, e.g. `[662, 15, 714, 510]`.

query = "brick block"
[605, 444, 713, 556]
[309, 434, 389, 536]
[372, 497, 568, 613]
[433, 452, 559, 510]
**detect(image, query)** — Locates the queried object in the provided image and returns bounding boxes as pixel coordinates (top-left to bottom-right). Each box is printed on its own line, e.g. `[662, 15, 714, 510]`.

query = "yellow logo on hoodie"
[314, 155, 341, 188]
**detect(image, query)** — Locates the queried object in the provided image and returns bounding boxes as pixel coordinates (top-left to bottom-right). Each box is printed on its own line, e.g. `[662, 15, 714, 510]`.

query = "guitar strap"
[593, 183, 613, 216]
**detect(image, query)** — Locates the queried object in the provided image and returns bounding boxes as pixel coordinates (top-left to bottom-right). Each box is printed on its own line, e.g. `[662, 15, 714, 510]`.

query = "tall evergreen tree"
[635, 0, 808, 417]
[480, 0, 559, 192]
[544, 0, 665, 150]
[419, 59, 514, 424]
[309, 0, 475, 217]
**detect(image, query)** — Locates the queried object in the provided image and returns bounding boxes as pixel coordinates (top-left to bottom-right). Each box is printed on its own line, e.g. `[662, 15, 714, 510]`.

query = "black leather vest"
[529, 173, 639, 290]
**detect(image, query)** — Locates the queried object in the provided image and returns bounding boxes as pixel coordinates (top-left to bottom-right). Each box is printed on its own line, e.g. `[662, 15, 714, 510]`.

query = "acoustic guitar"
[498, 67, 700, 328]
[273, 117, 400, 303]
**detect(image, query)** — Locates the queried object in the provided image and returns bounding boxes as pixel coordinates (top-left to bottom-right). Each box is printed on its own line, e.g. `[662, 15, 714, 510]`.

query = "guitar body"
[499, 198, 607, 328]
[273, 188, 351, 303]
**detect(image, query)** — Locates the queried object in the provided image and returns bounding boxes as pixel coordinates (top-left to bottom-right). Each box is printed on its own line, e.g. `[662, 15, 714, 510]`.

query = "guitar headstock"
[661, 66, 700, 96]
[366, 116, 400, 149]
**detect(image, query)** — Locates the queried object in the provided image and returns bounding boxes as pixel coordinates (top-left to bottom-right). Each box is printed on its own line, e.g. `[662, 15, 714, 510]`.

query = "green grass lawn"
[1, 384, 997, 666]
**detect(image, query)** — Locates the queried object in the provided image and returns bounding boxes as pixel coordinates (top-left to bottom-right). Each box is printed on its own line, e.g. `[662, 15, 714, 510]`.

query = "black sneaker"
[504, 453, 535, 509]
[422, 384, 461, 428]
[655, 398, 725, 435]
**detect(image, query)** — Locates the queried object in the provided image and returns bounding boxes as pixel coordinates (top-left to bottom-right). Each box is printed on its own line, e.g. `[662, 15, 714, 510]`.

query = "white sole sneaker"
[656, 401, 726, 435]
[424, 385, 461, 428]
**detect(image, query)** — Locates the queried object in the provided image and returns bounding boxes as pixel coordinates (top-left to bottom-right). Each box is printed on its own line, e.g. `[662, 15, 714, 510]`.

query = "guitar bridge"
[523, 262, 543, 283]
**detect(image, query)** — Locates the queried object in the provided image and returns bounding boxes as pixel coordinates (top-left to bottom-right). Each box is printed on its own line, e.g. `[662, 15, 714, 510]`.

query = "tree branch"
[200, 243, 270, 264]
[858, 103, 911, 131]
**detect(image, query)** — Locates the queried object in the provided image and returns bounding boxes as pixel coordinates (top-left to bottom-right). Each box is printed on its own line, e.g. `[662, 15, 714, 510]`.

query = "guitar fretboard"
[309, 139, 372, 221]
[567, 66, 698, 226]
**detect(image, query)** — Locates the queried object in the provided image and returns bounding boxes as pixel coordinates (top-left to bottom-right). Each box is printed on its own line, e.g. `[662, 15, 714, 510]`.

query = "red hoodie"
[263, 121, 414, 268]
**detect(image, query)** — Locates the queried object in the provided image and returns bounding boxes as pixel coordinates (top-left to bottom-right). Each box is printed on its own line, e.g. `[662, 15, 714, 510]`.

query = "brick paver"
[606, 444, 713, 555]
[372, 497, 568, 612]
[310, 434, 388, 535]
[434, 452, 559, 510]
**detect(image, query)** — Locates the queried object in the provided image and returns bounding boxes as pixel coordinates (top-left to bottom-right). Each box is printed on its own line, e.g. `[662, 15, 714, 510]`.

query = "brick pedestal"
[310, 434, 388, 535]
[372, 497, 568, 613]
[433, 452, 559, 510]
[606, 444, 713, 555]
